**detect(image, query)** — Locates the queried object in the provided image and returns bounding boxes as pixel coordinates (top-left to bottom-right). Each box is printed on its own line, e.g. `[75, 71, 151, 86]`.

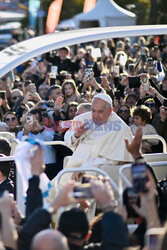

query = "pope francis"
[64, 93, 134, 182]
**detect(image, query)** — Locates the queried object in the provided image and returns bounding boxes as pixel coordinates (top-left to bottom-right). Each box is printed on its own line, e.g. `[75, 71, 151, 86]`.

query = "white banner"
[0, 25, 167, 77]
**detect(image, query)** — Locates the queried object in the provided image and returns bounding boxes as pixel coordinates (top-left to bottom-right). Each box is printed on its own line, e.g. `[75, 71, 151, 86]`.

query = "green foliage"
[61, 0, 84, 20]
[158, 0, 167, 24]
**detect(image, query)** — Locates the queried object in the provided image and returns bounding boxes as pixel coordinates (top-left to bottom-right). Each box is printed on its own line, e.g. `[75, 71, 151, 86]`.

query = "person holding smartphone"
[17, 109, 56, 179]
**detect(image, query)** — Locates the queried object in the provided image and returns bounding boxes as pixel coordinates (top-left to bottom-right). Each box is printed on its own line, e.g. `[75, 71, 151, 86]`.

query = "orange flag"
[83, 0, 96, 13]
[46, 0, 63, 34]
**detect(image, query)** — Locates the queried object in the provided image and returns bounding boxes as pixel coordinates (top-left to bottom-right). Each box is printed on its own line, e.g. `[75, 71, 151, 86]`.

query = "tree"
[158, 0, 167, 24]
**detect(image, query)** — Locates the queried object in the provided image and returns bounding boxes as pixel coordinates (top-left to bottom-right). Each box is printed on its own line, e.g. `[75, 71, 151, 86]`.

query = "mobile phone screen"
[149, 234, 159, 250]
[145, 228, 164, 250]
[132, 162, 147, 193]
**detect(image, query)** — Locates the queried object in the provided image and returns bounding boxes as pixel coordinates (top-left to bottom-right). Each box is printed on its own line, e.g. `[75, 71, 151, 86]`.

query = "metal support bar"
[55, 167, 119, 194]
[142, 134, 167, 153]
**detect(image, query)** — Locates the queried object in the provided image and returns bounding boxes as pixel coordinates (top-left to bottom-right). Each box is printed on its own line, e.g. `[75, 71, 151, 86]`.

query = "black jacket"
[0, 178, 14, 195]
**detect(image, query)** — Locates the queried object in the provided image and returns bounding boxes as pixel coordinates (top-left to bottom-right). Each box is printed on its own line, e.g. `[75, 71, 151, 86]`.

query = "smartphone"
[26, 115, 33, 125]
[128, 63, 135, 74]
[49, 72, 57, 86]
[145, 228, 164, 250]
[91, 48, 102, 58]
[82, 174, 97, 184]
[132, 161, 148, 193]
[147, 57, 153, 67]
[129, 76, 141, 88]
[29, 83, 36, 94]
[85, 67, 93, 81]
[141, 77, 150, 92]
[123, 186, 140, 218]
[0, 90, 6, 100]
[72, 184, 93, 199]
[51, 65, 58, 74]
[113, 65, 120, 75]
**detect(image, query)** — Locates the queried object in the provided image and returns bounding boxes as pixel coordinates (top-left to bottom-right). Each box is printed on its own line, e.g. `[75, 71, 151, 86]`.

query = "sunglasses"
[118, 110, 129, 114]
[145, 103, 155, 107]
[15, 84, 22, 88]
[5, 117, 16, 122]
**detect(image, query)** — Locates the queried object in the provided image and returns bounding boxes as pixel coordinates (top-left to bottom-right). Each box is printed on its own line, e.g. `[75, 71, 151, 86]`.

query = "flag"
[83, 0, 96, 13]
[46, 0, 63, 34]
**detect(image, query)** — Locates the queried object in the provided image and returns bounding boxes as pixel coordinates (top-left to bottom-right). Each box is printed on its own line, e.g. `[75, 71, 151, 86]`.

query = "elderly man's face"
[92, 98, 111, 125]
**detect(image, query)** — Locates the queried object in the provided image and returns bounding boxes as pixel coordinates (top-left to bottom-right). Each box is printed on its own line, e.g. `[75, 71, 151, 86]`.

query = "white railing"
[55, 167, 119, 194]
[142, 134, 167, 153]
[118, 161, 167, 187]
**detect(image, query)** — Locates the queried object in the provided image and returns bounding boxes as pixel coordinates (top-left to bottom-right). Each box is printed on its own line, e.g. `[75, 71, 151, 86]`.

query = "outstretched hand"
[125, 127, 143, 160]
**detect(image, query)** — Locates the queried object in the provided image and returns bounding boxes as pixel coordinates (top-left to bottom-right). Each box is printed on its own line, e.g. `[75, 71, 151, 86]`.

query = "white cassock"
[47, 111, 134, 207]
[65, 111, 133, 170]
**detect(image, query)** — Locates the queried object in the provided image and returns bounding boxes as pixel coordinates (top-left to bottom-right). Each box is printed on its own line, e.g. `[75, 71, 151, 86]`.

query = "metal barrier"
[55, 167, 119, 194]
[118, 161, 167, 187]
[54, 166, 119, 216]
[142, 134, 167, 153]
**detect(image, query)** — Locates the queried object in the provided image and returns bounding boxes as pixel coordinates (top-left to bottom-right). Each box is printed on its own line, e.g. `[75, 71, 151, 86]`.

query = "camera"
[72, 184, 93, 199]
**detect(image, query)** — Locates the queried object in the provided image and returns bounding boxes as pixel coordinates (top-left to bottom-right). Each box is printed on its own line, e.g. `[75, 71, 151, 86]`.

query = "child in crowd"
[62, 79, 81, 112]
[130, 105, 159, 153]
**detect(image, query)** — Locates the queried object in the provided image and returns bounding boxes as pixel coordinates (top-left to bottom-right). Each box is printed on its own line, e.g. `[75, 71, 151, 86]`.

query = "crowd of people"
[0, 33, 167, 249]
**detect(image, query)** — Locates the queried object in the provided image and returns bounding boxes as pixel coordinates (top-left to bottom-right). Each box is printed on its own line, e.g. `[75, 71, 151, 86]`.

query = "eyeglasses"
[145, 103, 155, 107]
[5, 117, 16, 122]
[118, 110, 129, 114]
[12, 96, 21, 100]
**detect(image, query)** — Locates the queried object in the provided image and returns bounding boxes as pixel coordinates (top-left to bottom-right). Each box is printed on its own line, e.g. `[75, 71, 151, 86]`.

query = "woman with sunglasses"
[3, 111, 22, 135]
[117, 104, 132, 125]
